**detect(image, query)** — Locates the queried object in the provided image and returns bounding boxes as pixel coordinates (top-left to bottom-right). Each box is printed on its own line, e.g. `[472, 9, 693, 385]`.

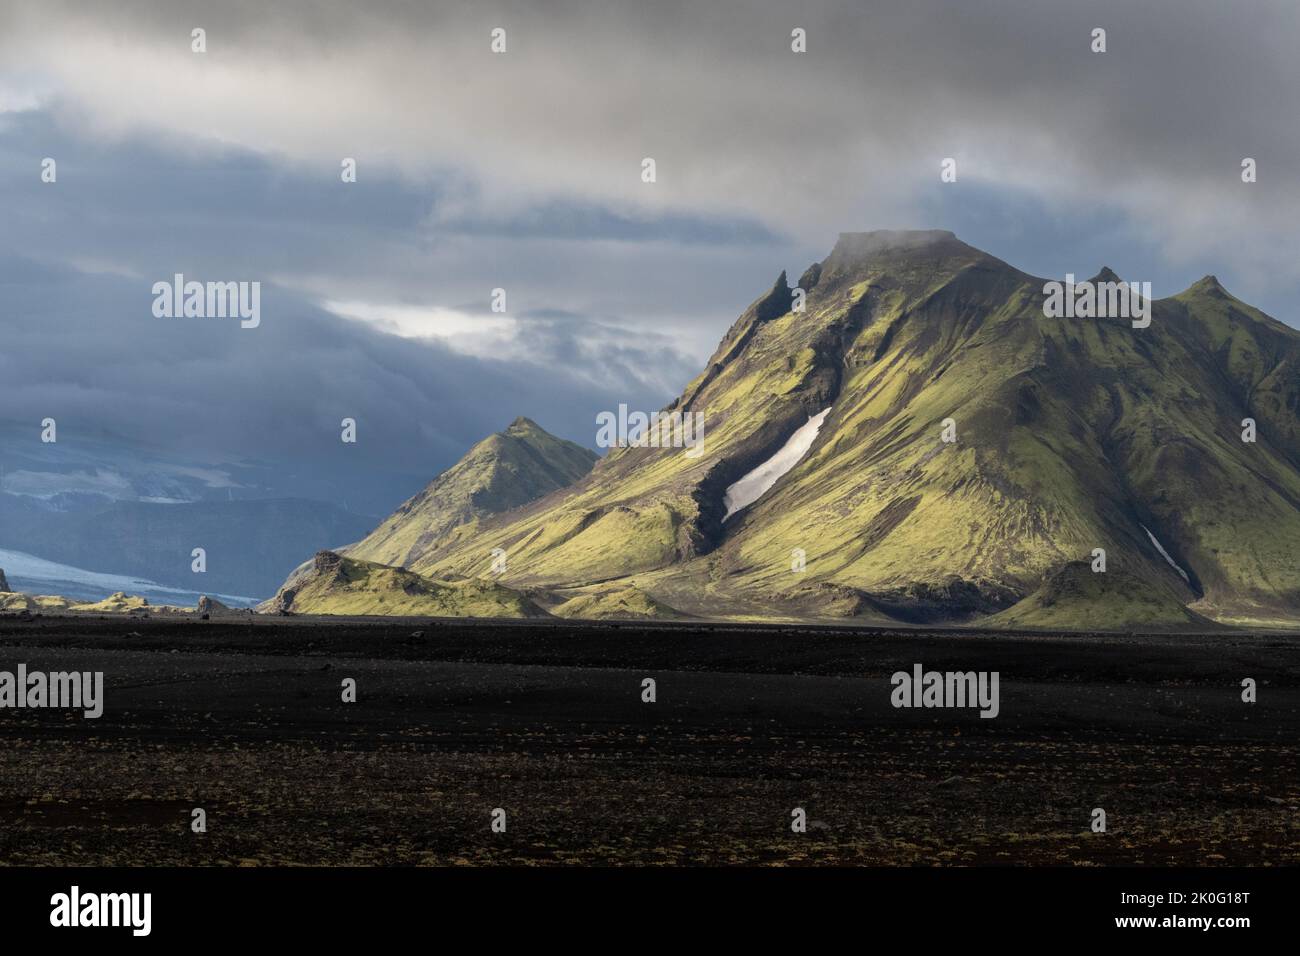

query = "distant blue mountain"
[0, 420, 422, 598]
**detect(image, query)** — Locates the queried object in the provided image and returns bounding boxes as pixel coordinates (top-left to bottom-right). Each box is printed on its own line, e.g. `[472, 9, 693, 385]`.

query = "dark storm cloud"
[0, 0, 1296, 495]
[0, 250, 658, 470]
[5, 0, 1294, 245]
[2, 0, 1295, 311]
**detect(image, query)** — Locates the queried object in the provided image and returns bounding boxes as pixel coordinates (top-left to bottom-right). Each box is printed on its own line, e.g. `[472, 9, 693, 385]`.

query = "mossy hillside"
[988, 561, 1218, 631]
[550, 583, 683, 620]
[265, 552, 549, 618]
[348, 417, 598, 568]
[722, 261, 1125, 597]
[410, 286, 846, 584]
[1170, 278, 1300, 454]
[409, 238, 989, 591]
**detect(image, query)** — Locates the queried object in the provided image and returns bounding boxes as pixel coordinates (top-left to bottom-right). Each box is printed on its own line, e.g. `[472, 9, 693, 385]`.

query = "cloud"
[3, 0, 1296, 276]
[0, 248, 681, 487]
[319, 299, 698, 396]
[0, 0, 1296, 508]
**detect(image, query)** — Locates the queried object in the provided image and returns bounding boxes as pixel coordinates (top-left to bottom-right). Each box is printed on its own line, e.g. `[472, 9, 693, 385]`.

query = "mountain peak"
[1187, 274, 1230, 298]
[1171, 274, 1237, 304]
[1088, 266, 1123, 284]
[329, 415, 599, 571]
[754, 270, 793, 322]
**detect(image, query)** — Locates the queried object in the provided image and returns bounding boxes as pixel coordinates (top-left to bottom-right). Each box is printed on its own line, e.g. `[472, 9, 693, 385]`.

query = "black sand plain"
[0, 613, 1296, 866]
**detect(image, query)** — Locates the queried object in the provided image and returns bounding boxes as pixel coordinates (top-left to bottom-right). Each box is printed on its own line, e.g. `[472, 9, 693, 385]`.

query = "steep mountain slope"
[274, 231, 1300, 628]
[344, 417, 599, 569]
[399, 268, 830, 590]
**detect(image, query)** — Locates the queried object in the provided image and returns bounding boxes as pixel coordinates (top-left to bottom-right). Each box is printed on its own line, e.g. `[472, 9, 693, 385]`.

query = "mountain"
[343, 417, 599, 568]
[272, 231, 1300, 628]
[257, 418, 599, 616]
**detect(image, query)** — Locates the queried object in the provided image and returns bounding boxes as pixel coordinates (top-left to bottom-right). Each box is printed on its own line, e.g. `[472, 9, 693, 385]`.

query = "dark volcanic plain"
[0, 613, 1296, 866]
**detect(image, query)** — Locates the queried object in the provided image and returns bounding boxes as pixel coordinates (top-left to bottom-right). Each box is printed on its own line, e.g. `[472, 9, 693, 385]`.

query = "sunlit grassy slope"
[346, 417, 598, 568]
[549, 583, 684, 620]
[261, 551, 550, 618]
[987, 561, 1215, 630]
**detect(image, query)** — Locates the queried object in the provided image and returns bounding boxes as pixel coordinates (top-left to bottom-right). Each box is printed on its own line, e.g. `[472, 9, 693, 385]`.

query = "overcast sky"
[1, 0, 1297, 489]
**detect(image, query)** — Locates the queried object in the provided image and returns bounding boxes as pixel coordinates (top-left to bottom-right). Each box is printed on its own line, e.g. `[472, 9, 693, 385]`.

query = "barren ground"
[0, 614, 1296, 865]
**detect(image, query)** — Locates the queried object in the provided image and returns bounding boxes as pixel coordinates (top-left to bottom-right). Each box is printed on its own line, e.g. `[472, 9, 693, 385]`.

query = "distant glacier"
[0, 547, 258, 608]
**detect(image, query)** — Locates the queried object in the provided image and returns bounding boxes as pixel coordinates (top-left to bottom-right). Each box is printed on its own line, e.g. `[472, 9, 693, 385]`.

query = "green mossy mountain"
[344, 417, 598, 569]
[271, 231, 1300, 628]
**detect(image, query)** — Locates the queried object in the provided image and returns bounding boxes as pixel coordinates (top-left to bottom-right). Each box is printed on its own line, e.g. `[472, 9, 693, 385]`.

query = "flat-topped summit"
[819, 229, 982, 280]
[827, 228, 959, 257]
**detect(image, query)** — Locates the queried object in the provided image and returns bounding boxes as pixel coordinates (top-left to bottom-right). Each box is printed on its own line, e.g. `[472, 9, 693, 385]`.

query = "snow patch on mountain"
[723, 408, 831, 521]
[1141, 525, 1190, 582]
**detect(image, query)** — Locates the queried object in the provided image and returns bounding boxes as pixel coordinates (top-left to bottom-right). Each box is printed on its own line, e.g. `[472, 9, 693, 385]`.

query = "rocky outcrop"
[314, 549, 345, 576]
[196, 595, 246, 617]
